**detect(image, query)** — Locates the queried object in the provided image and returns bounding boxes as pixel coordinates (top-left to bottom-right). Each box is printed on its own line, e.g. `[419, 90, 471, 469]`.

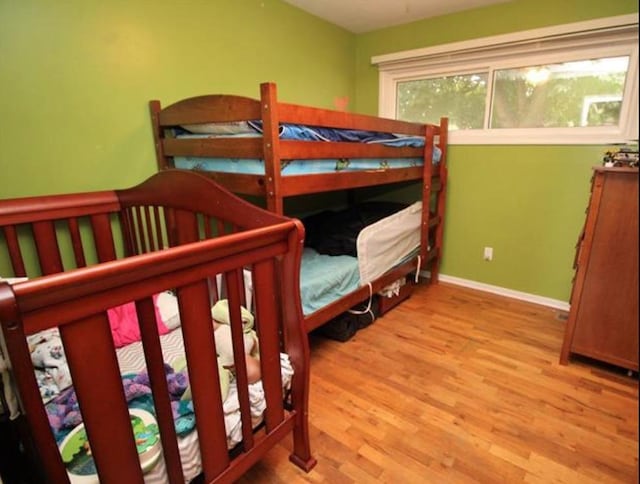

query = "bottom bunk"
[298, 200, 439, 333]
[0, 170, 315, 483]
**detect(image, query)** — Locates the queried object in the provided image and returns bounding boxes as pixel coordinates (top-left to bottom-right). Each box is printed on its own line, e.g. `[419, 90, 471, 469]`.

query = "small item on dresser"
[602, 146, 639, 168]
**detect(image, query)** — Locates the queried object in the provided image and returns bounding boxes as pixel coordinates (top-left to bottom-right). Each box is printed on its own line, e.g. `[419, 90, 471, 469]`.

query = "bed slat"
[252, 258, 284, 431]
[60, 314, 144, 483]
[281, 168, 426, 196]
[162, 137, 264, 159]
[66, 217, 87, 268]
[142, 206, 156, 252]
[224, 269, 254, 450]
[32, 220, 63, 275]
[90, 213, 117, 262]
[134, 207, 148, 254]
[119, 210, 135, 257]
[2, 225, 27, 276]
[137, 296, 185, 484]
[178, 280, 229, 480]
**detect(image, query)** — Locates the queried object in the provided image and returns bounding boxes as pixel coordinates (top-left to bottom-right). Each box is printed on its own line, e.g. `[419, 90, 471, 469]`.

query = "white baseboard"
[420, 271, 570, 312]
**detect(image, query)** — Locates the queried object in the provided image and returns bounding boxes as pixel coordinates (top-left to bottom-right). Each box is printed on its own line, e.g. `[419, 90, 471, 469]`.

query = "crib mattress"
[116, 328, 293, 483]
[32, 309, 292, 483]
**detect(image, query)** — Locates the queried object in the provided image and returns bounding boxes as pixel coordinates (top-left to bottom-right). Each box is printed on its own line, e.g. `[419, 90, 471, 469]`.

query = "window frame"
[374, 14, 639, 145]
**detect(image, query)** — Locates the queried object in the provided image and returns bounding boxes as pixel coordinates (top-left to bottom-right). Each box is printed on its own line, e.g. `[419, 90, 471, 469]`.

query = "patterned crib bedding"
[25, 293, 293, 483]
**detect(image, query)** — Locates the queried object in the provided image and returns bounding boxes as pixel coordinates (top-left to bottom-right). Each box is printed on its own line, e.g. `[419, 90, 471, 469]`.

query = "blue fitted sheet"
[299, 248, 360, 316]
[174, 157, 425, 175]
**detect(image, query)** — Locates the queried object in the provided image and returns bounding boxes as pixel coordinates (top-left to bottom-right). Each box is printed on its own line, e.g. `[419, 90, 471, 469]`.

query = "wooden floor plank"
[239, 282, 638, 483]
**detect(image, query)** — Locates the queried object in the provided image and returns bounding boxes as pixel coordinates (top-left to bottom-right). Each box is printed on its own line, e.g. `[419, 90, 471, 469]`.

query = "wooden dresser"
[560, 167, 639, 371]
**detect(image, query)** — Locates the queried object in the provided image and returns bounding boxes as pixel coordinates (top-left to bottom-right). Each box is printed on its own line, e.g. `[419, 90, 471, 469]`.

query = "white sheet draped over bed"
[356, 201, 422, 285]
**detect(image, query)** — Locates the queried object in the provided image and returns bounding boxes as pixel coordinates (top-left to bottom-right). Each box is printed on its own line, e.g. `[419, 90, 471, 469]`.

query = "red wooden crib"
[0, 170, 315, 483]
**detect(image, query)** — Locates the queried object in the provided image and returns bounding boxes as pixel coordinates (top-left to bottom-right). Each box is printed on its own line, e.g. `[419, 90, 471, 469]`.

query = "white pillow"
[181, 121, 255, 135]
[155, 291, 181, 330]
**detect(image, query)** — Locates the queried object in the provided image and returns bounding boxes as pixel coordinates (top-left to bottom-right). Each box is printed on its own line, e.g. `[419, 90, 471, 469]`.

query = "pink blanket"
[107, 295, 169, 348]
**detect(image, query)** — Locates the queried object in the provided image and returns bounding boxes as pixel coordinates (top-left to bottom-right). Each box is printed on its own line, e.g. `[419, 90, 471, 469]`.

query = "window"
[374, 15, 639, 144]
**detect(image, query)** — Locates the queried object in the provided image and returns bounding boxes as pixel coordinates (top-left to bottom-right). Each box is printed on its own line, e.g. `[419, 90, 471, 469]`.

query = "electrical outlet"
[483, 247, 493, 261]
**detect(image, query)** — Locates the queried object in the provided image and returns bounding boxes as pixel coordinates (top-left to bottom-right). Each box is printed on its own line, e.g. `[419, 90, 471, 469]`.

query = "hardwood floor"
[240, 282, 639, 483]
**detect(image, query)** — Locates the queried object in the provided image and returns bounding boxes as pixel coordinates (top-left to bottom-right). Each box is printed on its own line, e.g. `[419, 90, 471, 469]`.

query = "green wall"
[0, 0, 354, 198]
[355, 0, 638, 302]
[1, 0, 637, 303]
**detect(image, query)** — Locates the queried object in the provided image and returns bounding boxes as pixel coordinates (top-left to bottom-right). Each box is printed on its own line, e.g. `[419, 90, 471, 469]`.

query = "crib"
[0, 170, 315, 483]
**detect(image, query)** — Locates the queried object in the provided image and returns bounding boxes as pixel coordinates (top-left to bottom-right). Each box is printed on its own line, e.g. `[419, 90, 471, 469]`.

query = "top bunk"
[150, 82, 448, 214]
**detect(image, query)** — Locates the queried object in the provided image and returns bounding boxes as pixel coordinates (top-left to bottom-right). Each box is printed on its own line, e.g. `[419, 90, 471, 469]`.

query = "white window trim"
[374, 14, 639, 145]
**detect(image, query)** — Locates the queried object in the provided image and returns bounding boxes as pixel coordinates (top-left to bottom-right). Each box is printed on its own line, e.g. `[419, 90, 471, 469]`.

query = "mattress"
[172, 122, 441, 176]
[174, 156, 424, 176]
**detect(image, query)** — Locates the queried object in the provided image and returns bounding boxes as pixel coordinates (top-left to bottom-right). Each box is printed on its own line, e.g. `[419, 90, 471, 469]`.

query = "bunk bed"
[0, 170, 315, 483]
[150, 82, 448, 333]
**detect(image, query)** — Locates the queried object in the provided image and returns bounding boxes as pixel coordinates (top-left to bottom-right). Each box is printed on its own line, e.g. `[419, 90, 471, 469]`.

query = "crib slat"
[60, 314, 144, 483]
[152, 206, 164, 251]
[2, 225, 27, 277]
[252, 259, 284, 431]
[90, 213, 116, 262]
[0, 285, 69, 483]
[225, 269, 254, 450]
[119, 210, 135, 257]
[178, 280, 229, 480]
[32, 220, 63, 274]
[165, 207, 177, 248]
[135, 206, 148, 253]
[136, 296, 185, 484]
[143, 206, 155, 252]
[66, 217, 87, 268]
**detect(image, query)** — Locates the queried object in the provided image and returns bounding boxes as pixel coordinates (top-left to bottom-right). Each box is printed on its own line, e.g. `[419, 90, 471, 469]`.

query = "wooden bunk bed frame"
[0, 170, 316, 483]
[150, 82, 448, 333]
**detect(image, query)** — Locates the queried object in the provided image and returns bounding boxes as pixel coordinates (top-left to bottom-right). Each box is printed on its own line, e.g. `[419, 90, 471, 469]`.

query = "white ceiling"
[283, 0, 512, 33]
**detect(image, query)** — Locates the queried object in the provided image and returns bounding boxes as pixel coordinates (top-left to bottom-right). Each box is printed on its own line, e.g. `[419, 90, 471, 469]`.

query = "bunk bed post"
[149, 100, 171, 171]
[260, 83, 284, 215]
[431, 117, 449, 282]
[420, 123, 435, 273]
